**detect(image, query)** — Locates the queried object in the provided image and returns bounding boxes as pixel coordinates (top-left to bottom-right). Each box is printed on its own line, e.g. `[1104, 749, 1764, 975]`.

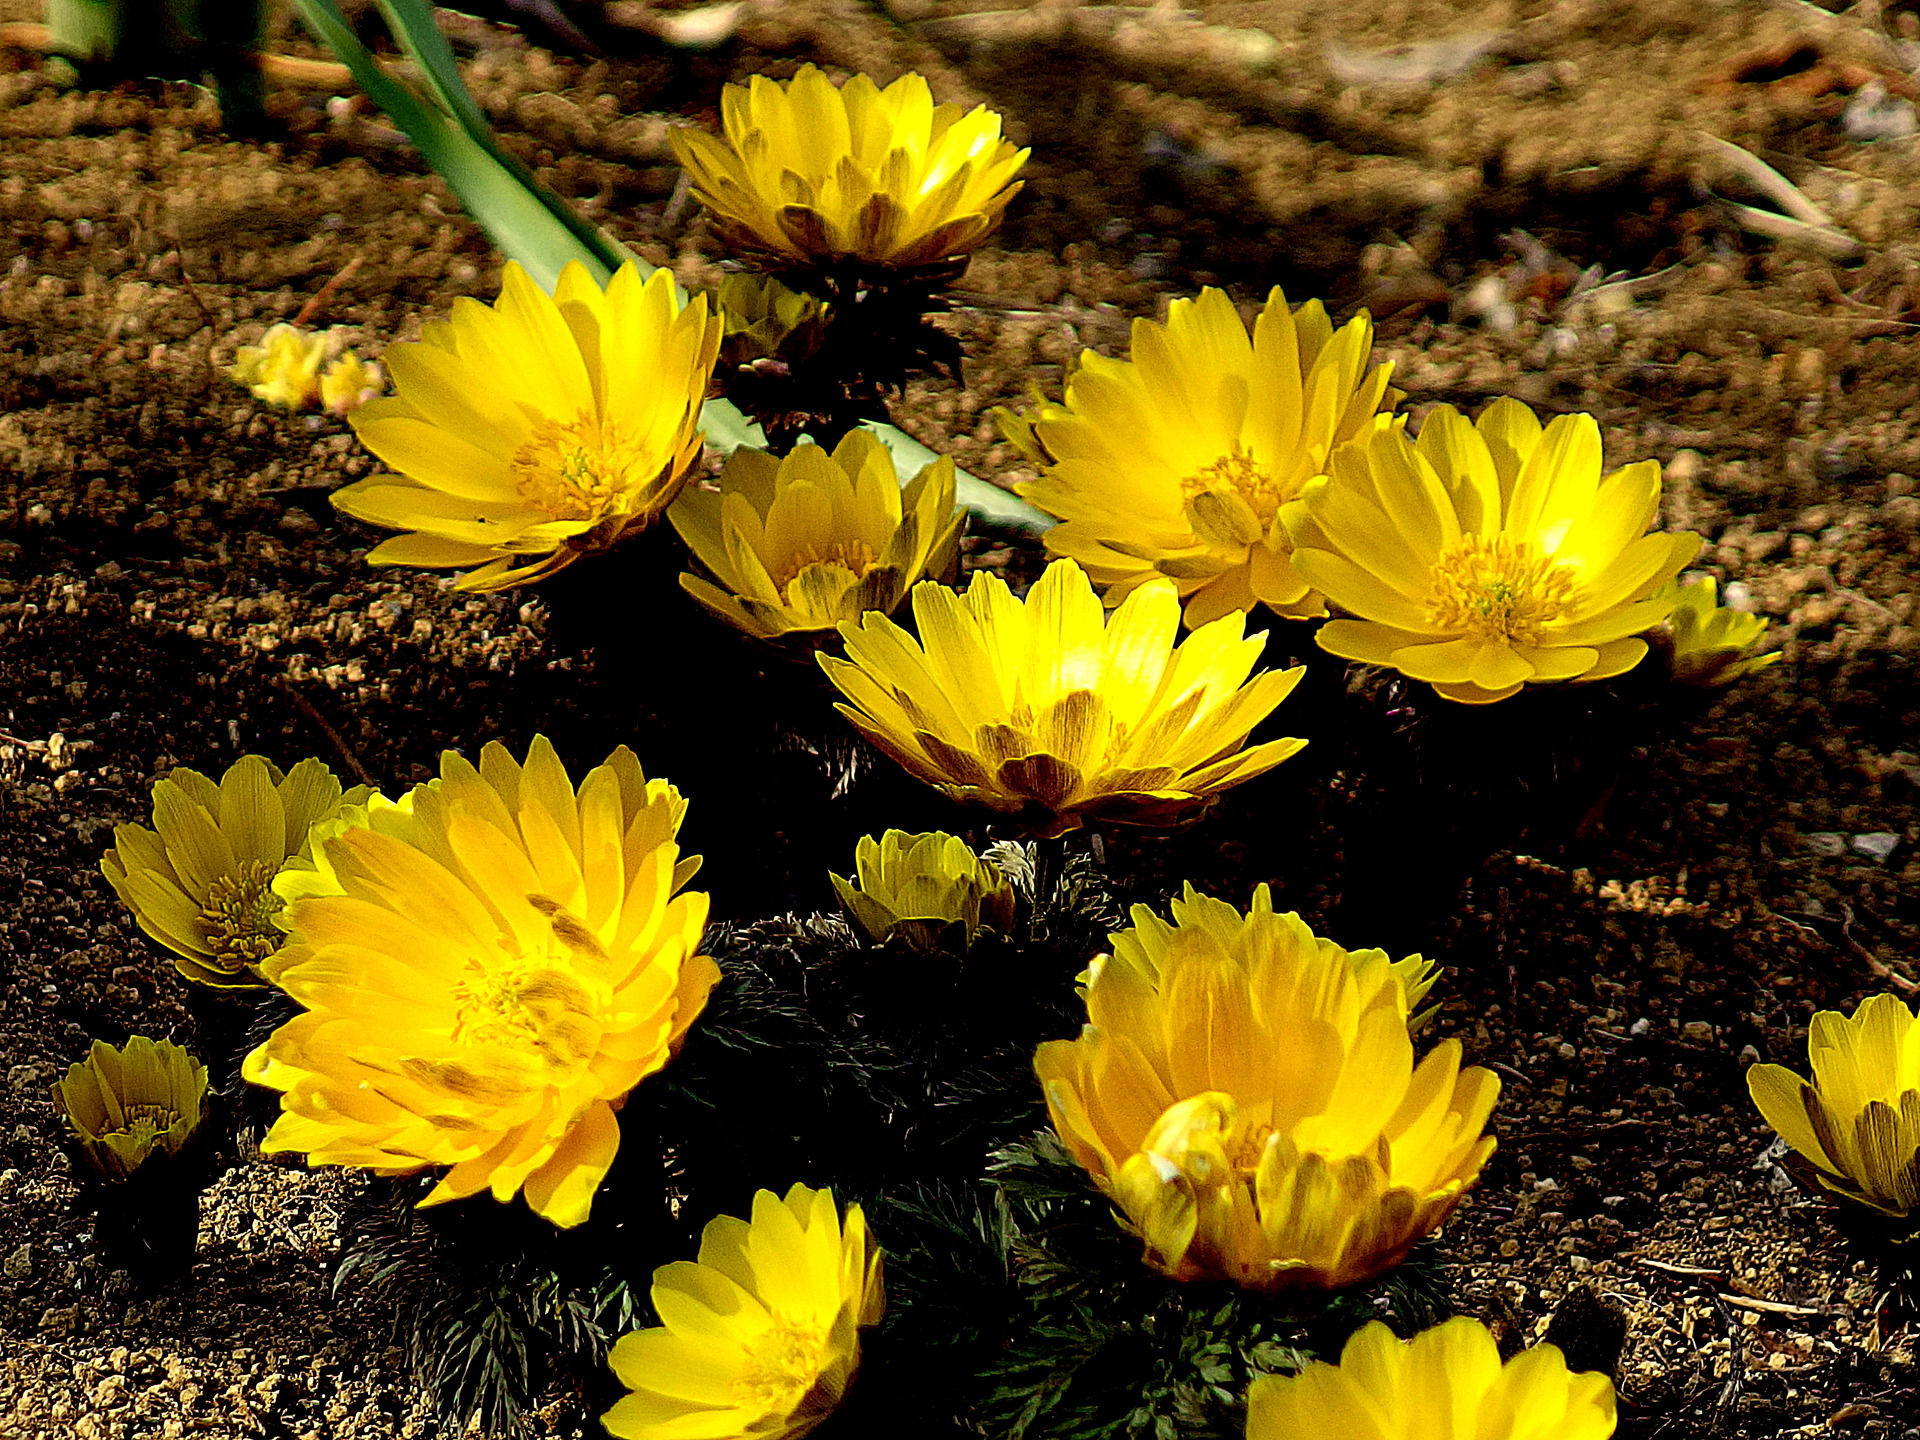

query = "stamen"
[731, 1320, 830, 1410]
[198, 859, 283, 967]
[1179, 443, 1285, 526]
[1426, 535, 1577, 646]
[510, 413, 658, 524]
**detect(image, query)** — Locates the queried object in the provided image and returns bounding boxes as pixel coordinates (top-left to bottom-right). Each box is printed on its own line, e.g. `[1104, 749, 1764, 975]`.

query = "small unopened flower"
[318, 351, 384, 416]
[671, 430, 962, 641]
[830, 829, 1016, 951]
[603, 1183, 884, 1440]
[243, 737, 716, 1228]
[1657, 574, 1779, 686]
[1036, 907, 1496, 1290]
[335, 260, 721, 591]
[718, 271, 830, 364]
[669, 65, 1028, 275]
[230, 324, 328, 410]
[1286, 398, 1701, 703]
[997, 287, 1399, 627]
[100, 756, 367, 987]
[1246, 1318, 1617, 1440]
[820, 559, 1306, 838]
[1748, 992, 1920, 1219]
[52, 1037, 209, 1182]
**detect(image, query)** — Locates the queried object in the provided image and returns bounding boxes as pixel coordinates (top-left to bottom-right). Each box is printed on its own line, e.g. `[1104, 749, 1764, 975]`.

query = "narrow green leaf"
[292, 0, 627, 290]
[863, 421, 1053, 535]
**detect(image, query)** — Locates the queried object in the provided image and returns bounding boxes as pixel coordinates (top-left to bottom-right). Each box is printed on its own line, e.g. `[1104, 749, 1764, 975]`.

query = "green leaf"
[292, 0, 628, 291]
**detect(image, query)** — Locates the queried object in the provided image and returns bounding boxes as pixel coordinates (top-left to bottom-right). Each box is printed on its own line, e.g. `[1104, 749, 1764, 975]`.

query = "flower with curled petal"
[830, 829, 1015, 952]
[996, 287, 1399, 628]
[1246, 1318, 1617, 1440]
[1747, 993, 1920, 1220]
[671, 429, 962, 641]
[668, 65, 1027, 275]
[52, 1037, 209, 1183]
[1035, 905, 1496, 1290]
[819, 559, 1306, 838]
[242, 737, 717, 1228]
[603, 1183, 884, 1440]
[335, 260, 720, 591]
[100, 755, 368, 988]
[1284, 397, 1701, 704]
[1656, 574, 1780, 686]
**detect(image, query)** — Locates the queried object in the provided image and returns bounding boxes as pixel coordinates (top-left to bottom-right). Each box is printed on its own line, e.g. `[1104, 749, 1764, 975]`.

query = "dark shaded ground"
[3, 0, 1920, 1434]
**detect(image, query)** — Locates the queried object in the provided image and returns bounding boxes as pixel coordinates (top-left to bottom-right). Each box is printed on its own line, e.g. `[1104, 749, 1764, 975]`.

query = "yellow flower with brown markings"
[100, 755, 367, 988]
[603, 1183, 884, 1440]
[335, 261, 720, 591]
[242, 737, 717, 1229]
[1285, 398, 1701, 703]
[52, 1037, 209, 1182]
[669, 64, 1027, 275]
[819, 559, 1306, 838]
[1246, 1318, 1617, 1440]
[1036, 900, 1496, 1290]
[1748, 993, 1920, 1219]
[671, 430, 962, 640]
[998, 287, 1399, 627]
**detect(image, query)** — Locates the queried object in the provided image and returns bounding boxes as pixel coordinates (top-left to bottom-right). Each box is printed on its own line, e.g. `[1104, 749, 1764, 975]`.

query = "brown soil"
[3, 0, 1920, 1435]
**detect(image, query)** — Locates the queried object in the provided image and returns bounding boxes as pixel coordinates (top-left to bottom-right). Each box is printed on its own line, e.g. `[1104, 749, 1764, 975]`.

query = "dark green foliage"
[925, 1132, 1455, 1440]
[333, 1178, 645, 1440]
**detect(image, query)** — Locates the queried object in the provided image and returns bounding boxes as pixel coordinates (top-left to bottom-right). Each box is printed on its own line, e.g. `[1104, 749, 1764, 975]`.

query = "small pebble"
[1802, 832, 1848, 858]
[1843, 79, 1918, 141]
[1850, 831, 1900, 862]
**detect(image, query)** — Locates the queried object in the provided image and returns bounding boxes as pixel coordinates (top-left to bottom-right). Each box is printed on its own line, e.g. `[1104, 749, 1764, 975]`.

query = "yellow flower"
[819, 559, 1306, 839]
[668, 64, 1028, 274]
[319, 350, 385, 417]
[1035, 910, 1497, 1290]
[1090, 882, 1439, 1027]
[100, 755, 367, 988]
[830, 829, 1016, 951]
[998, 288, 1399, 627]
[230, 323, 327, 410]
[718, 271, 830, 364]
[1658, 574, 1780, 686]
[241, 737, 718, 1229]
[1747, 993, 1920, 1219]
[671, 431, 962, 641]
[1245, 1318, 1617, 1440]
[1285, 398, 1702, 704]
[52, 1037, 209, 1182]
[603, 1183, 884, 1440]
[335, 260, 721, 592]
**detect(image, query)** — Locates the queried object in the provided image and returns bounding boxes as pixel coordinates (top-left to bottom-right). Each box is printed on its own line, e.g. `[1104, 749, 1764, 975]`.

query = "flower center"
[103, 1103, 180, 1151]
[773, 539, 880, 598]
[447, 899, 607, 1082]
[509, 412, 657, 524]
[1425, 535, 1576, 646]
[1180, 444, 1285, 528]
[731, 1319, 831, 1416]
[198, 859, 284, 968]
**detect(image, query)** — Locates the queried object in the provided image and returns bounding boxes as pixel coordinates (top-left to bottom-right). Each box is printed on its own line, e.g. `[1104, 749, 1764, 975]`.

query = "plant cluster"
[39, 13, 1906, 1440]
